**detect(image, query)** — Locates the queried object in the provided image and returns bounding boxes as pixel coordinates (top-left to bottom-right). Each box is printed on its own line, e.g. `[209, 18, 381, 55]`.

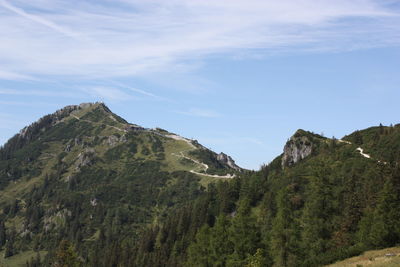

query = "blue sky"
[0, 0, 400, 169]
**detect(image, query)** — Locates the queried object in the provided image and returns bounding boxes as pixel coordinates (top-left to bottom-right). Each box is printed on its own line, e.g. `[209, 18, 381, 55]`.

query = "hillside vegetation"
[0, 103, 240, 266]
[0, 103, 399, 266]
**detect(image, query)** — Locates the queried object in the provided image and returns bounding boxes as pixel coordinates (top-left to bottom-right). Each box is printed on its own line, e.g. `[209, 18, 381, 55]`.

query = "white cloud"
[0, 70, 35, 80]
[0, 0, 398, 79]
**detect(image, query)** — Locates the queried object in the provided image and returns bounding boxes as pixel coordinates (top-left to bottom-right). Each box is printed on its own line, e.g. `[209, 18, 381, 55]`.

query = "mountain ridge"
[0, 104, 399, 266]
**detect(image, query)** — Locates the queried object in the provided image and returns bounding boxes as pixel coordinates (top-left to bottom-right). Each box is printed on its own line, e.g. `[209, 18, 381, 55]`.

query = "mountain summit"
[1, 102, 241, 182]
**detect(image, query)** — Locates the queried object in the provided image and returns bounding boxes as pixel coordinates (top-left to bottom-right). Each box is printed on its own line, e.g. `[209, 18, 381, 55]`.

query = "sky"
[0, 0, 400, 170]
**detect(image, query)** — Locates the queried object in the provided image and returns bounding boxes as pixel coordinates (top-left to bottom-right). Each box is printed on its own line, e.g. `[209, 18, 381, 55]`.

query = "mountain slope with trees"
[129, 125, 400, 267]
[0, 103, 241, 266]
[0, 103, 399, 266]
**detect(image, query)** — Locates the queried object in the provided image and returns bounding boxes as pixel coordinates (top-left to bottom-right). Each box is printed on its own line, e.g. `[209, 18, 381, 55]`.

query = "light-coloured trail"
[71, 113, 234, 178]
[167, 134, 236, 179]
[338, 139, 386, 164]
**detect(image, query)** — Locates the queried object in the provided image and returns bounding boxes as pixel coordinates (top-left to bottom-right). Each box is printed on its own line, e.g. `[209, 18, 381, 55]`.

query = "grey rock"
[217, 152, 241, 171]
[64, 143, 72, 152]
[106, 135, 119, 147]
[119, 134, 127, 143]
[75, 148, 95, 170]
[282, 134, 312, 168]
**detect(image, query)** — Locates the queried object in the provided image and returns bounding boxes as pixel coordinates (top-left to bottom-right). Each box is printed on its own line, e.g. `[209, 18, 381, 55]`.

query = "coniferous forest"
[0, 103, 399, 266]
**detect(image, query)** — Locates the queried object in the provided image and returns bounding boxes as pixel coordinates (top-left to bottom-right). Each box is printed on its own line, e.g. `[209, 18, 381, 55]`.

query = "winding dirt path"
[339, 139, 386, 163]
[167, 134, 236, 179]
[71, 114, 235, 178]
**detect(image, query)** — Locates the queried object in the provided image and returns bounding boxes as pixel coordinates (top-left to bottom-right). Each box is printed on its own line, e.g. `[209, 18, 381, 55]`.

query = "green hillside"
[128, 125, 400, 266]
[0, 103, 241, 266]
[0, 103, 399, 266]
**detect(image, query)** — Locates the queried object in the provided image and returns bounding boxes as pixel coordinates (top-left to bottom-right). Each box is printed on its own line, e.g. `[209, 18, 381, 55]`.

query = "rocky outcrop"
[104, 134, 127, 147]
[126, 124, 145, 132]
[282, 132, 313, 168]
[217, 152, 241, 171]
[75, 148, 95, 170]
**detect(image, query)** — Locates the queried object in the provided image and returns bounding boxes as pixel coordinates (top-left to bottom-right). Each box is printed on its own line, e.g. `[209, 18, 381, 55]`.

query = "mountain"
[127, 125, 400, 267]
[0, 103, 399, 267]
[0, 102, 242, 266]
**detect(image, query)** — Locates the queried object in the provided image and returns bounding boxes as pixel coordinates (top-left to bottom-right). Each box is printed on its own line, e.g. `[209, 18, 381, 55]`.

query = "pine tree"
[4, 239, 14, 258]
[209, 215, 233, 266]
[228, 198, 260, 266]
[0, 220, 6, 247]
[353, 131, 363, 145]
[369, 177, 400, 247]
[270, 188, 301, 267]
[54, 240, 80, 267]
[301, 170, 335, 264]
[187, 225, 212, 267]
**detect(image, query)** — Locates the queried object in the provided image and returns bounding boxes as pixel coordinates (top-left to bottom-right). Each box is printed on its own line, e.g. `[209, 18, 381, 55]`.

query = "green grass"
[163, 139, 196, 172]
[0, 250, 47, 267]
[326, 247, 400, 267]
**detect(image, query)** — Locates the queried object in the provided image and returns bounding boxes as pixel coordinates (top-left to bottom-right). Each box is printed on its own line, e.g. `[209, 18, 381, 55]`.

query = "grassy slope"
[326, 247, 400, 267]
[0, 103, 230, 205]
[0, 250, 47, 267]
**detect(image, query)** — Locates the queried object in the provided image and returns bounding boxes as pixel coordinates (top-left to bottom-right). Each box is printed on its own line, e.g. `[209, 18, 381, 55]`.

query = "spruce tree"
[209, 215, 233, 266]
[0, 220, 6, 247]
[4, 239, 14, 258]
[270, 188, 301, 267]
[187, 225, 212, 267]
[228, 198, 260, 266]
[369, 177, 400, 247]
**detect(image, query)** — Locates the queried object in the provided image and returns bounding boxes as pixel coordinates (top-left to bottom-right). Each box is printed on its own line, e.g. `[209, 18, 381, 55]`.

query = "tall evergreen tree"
[209, 215, 233, 266]
[4, 239, 14, 258]
[187, 225, 212, 267]
[228, 198, 260, 266]
[301, 168, 335, 265]
[0, 220, 6, 247]
[270, 188, 301, 267]
[369, 177, 400, 247]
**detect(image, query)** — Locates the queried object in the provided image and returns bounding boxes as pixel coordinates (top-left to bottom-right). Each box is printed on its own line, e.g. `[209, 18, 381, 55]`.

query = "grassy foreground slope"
[326, 247, 400, 267]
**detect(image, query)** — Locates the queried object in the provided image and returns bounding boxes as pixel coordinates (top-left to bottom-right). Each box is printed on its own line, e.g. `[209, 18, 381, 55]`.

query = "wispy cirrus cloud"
[0, 0, 399, 80]
[0, 70, 35, 81]
[0, 0, 83, 40]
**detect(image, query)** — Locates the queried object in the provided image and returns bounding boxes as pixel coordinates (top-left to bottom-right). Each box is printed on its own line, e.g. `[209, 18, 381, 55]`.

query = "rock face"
[282, 132, 313, 168]
[75, 148, 95, 170]
[217, 152, 241, 171]
[104, 134, 127, 147]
